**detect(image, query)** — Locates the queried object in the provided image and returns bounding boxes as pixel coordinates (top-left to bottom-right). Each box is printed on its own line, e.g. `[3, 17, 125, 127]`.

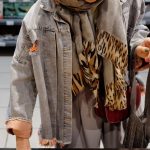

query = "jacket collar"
[40, 0, 56, 12]
[40, 0, 67, 23]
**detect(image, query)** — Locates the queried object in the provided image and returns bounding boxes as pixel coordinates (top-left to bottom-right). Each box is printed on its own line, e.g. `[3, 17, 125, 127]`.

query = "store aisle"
[0, 56, 11, 148]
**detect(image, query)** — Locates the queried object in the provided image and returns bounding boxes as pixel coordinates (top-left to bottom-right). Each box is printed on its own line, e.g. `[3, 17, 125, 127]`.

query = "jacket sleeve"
[130, 0, 149, 51]
[6, 21, 37, 137]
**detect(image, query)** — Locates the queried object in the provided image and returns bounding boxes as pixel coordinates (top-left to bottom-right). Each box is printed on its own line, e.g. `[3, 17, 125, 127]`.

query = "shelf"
[142, 15, 150, 25]
[0, 40, 16, 47]
[3, 0, 33, 2]
[142, 19, 150, 25]
[142, 5, 150, 25]
[145, 0, 150, 4]
[0, 1, 33, 50]
[0, 19, 22, 26]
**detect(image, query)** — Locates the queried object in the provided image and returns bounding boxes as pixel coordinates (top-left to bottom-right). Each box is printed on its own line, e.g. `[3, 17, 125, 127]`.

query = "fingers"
[134, 38, 150, 71]
[145, 51, 150, 62]
[135, 57, 143, 70]
[143, 38, 150, 62]
[135, 45, 150, 59]
[135, 64, 150, 72]
[142, 38, 150, 48]
[135, 55, 150, 71]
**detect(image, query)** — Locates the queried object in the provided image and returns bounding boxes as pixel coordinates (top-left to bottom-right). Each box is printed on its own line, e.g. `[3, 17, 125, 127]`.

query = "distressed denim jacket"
[6, 0, 149, 145]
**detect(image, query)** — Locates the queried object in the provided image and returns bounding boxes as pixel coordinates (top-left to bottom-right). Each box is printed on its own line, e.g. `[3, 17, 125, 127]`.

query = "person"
[5, 0, 150, 149]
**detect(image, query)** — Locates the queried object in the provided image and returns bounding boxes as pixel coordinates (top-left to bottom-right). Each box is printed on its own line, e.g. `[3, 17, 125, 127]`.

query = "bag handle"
[130, 77, 137, 113]
[128, 46, 137, 113]
[128, 45, 135, 85]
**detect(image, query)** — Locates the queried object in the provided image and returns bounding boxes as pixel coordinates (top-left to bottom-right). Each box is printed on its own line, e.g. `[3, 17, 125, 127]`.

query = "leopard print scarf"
[56, 0, 128, 111]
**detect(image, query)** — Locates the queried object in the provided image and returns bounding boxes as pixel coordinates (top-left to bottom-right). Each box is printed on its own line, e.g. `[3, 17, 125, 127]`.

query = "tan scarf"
[56, 0, 128, 111]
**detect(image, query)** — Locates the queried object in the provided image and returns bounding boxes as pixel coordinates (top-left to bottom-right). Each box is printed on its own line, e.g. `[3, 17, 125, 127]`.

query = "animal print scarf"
[56, 0, 128, 111]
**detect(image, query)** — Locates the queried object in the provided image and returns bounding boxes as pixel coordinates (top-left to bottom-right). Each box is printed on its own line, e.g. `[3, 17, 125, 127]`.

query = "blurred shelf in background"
[0, 0, 35, 51]
[0, 19, 22, 26]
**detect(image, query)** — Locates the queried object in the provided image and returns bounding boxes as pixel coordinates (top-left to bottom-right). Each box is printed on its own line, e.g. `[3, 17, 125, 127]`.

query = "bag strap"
[128, 46, 137, 113]
[128, 45, 135, 85]
[130, 77, 137, 113]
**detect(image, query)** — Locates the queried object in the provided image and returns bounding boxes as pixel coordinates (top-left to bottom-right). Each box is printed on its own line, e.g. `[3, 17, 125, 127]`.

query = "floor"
[0, 52, 149, 148]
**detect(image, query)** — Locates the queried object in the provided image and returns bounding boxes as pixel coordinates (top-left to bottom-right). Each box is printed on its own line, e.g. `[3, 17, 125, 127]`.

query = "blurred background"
[0, 0, 150, 148]
[0, 0, 42, 148]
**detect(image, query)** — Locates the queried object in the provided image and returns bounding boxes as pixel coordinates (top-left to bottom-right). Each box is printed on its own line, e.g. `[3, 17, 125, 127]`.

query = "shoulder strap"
[128, 45, 137, 113]
[128, 44, 135, 84]
[130, 77, 137, 113]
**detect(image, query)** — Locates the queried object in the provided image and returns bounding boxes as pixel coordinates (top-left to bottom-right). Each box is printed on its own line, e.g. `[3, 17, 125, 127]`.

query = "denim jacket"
[6, 0, 149, 144]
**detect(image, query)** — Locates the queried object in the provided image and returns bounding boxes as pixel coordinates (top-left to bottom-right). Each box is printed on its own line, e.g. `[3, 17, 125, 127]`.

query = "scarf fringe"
[39, 138, 57, 147]
[39, 138, 65, 148]
[38, 130, 65, 148]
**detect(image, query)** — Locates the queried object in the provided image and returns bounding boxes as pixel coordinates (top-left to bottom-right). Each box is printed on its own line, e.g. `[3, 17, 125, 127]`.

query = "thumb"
[135, 45, 150, 59]
[145, 51, 150, 62]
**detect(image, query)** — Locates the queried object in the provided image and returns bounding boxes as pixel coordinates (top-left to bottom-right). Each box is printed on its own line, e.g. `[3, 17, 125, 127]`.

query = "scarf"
[56, 0, 128, 111]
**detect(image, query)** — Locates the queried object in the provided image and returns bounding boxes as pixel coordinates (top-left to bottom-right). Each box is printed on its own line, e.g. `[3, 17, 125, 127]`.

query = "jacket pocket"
[28, 28, 56, 61]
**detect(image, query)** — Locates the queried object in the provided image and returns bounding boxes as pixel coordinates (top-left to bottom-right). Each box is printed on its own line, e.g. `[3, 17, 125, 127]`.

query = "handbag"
[123, 75, 150, 148]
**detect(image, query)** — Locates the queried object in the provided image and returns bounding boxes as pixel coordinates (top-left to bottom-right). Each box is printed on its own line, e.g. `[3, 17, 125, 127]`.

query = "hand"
[135, 38, 150, 71]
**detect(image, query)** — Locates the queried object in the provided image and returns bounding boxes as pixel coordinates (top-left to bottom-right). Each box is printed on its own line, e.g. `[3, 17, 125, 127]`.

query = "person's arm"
[129, 0, 150, 70]
[6, 20, 37, 149]
[130, 25, 149, 51]
[130, 0, 149, 48]
[131, 24, 150, 71]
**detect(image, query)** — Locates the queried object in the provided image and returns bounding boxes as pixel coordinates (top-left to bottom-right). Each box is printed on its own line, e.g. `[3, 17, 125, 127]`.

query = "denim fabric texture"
[6, 0, 149, 144]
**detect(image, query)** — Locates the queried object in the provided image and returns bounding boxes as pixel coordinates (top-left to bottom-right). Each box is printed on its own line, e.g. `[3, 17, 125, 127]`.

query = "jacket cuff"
[6, 119, 32, 139]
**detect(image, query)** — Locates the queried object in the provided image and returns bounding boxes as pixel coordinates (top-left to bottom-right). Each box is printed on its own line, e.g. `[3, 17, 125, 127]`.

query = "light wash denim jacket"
[6, 0, 149, 144]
